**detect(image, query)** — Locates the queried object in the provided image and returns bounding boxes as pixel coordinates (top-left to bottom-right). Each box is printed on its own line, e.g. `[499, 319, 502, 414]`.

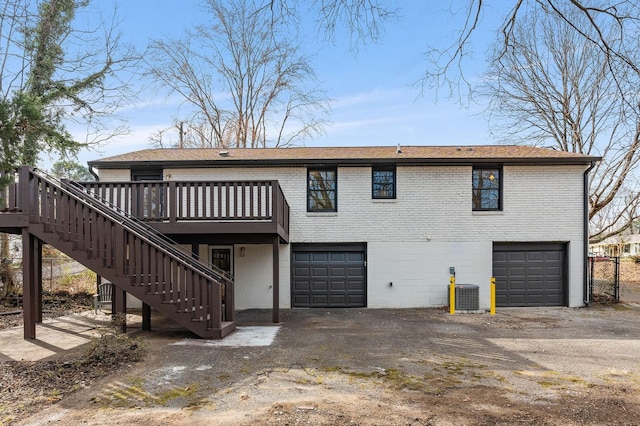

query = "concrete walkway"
[0, 310, 280, 362]
[0, 311, 140, 362]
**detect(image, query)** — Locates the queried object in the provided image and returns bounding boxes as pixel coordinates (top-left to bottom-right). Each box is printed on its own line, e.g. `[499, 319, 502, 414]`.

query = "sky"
[70, 1, 507, 167]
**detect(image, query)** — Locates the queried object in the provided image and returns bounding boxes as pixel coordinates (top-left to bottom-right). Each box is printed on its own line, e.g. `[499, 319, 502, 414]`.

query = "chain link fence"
[588, 256, 620, 303]
[1, 257, 95, 294]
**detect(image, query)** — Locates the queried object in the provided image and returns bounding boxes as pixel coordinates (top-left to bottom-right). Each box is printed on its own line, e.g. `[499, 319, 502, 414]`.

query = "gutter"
[583, 160, 597, 305]
[88, 156, 601, 170]
[88, 164, 99, 181]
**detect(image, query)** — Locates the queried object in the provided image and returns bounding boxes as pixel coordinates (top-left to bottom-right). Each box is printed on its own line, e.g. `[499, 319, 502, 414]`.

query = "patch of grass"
[93, 383, 155, 408]
[613, 303, 633, 311]
[319, 366, 460, 395]
[156, 384, 199, 405]
[519, 370, 593, 389]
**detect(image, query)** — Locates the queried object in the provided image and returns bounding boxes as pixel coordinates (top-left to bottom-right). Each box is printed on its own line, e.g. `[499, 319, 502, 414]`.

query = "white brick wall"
[101, 163, 587, 309]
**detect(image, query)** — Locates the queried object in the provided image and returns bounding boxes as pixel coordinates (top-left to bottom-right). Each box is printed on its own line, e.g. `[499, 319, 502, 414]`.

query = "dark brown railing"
[81, 180, 290, 233]
[0, 170, 20, 212]
[12, 167, 234, 337]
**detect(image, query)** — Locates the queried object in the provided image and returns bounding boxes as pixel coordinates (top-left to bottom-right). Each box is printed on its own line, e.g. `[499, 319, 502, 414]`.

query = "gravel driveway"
[19, 304, 640, 425]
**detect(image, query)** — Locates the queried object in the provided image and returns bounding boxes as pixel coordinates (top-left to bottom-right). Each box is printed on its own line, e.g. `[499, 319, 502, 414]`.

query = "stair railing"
[22, 167, 234, 328]
[62, 176, 232, 282]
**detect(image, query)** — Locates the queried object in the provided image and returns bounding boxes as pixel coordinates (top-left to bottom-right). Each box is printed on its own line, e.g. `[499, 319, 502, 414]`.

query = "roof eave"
[88, 156, 601, 169]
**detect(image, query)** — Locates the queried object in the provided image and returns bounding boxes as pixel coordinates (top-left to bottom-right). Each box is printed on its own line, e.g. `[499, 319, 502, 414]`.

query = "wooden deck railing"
[0, 170, 20, 212]
[11, 167, 235, 338]
[80, 180, 290, 233]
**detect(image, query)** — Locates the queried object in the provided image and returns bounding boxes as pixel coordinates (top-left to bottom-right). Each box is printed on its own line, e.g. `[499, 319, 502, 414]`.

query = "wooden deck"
[0, 167, 291, 339]
[80, 180, 290, 242]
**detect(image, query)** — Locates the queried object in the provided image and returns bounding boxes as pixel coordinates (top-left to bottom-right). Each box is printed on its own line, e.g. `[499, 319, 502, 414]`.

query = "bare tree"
[0, 0, 139, 170]
[483, 6, 640, 243]
[259, 0, 396, 48]
[422, 1, 640, 101]
[259, 1, 640, 102]
[146, 0, 329, 149]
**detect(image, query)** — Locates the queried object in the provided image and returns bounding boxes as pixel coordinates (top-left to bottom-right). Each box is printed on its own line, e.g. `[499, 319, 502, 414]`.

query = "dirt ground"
[14, 295, 640, 426]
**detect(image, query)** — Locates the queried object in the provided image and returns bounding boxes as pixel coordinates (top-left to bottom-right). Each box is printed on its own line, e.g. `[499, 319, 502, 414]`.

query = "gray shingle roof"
[89, 145, 600, 168]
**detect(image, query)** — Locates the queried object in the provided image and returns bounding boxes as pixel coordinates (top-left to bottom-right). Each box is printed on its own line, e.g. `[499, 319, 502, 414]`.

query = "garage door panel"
[348, 252, 364, 261]
[347, 266, 364, 275]
[330, 281, 346, 291]
[312, 267, 329, 277]
[508, 266, 526, 278]
[527, 294, 545, 304]
[329, 294, 346, 304]
[526, 252, 545, 261]
[507, 294, 527, 305]
[293, 295, 311, 306]
[545, 294, 563, 304]
[293, 280, 310, 291]
[294, 267, 310, 277]
[347, 296, 365, 305]
[312, 252, 328, 262]
[294, 252, 310, 262]
[494, 252, 508, 262]
[330, 252, 346, 262]
[508, 252, 526, 262]
[545, 251, 562, 261]
[493, 243, 566, 307]
[312, 295, 329, 305]
[292, 246, 366, 308]
[507, 280, 527, 291]
[330, 267, 347, 277]
[527, 266, 544, 276]
[312, 280, 329, 291]
[527, 280, 544, 291]
[545, 266, 562, 279]
[347, 280, 365, 290]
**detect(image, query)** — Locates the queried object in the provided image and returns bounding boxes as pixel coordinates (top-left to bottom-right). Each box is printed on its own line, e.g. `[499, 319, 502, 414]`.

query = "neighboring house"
[590, 234, 640, 257]
[1, 145, 599, 339]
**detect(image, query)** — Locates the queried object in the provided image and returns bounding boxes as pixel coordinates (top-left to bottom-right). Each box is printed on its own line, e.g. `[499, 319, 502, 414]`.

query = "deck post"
[113, 287, 127, 333]
[22, 229, 37, 339]
[169, 181, 177, 223]
[272, 235, 279, 323]
[35, 238, 43, 323]
[142, 303, 151, 331]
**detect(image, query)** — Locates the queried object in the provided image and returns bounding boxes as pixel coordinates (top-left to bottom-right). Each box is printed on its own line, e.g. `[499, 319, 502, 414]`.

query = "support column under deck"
[142, 303, 151, 331]
[113, 287, 127, 333]
[36, 238, 42, 323]
[272, 236, 280, 323]
[22, 230, 41, 339]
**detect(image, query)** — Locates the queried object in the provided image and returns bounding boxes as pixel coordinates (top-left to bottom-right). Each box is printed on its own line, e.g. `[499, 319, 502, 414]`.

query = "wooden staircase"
[5, 167, 235, 339]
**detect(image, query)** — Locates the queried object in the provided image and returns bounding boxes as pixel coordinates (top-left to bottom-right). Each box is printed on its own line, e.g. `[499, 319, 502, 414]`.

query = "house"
[590, 234, 640, 258]
[1, 145, 599, 339]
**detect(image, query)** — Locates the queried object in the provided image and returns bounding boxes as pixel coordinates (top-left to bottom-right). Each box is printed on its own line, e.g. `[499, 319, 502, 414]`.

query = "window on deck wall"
[372, 166, 396, 199]
[472, 166, 502, 211]
[308, 168, 337, 212]
[131, 169, 164, 219]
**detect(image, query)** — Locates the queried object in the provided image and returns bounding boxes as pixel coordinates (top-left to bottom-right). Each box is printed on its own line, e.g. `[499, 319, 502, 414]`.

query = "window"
[131, 169, 164, 219]
[372, 166, 396, 199]
[472, 167, 501, 211]
[308, 168, 337, 212]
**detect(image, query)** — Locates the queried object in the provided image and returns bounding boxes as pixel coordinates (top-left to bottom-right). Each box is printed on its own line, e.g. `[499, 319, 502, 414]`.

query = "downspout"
[583, 161, 596, 306]
[88, 164, 99, 181]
